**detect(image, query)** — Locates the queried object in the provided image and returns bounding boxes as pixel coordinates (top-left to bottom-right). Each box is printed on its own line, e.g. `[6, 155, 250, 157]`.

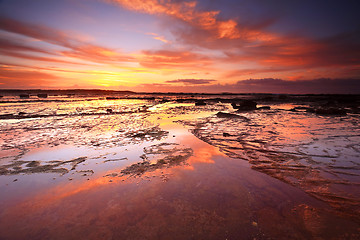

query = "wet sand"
[0, 95, 359, 239]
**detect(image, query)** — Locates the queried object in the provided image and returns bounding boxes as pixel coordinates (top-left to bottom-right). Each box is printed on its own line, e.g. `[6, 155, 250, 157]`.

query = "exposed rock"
[232, 100, 257, 111]
[315, 107, 347, 116]
[195, 100, 206, 106]
[159, 99, 169, 104]
[257, 106, 271, 110]
[306, 108, 316, 113]
[106, 97, 120, 100]
[37, 94, 48, 98]
[175, 99, 185, 103]
[114, 143, 193, 178]
[278, 94, 288, 100]
[216, 112, 249, 121]
[19, 94, 30, 99]
[125, 126, 169, 141]
[290, 106, 311, 112]
[0, 157, 87, 176]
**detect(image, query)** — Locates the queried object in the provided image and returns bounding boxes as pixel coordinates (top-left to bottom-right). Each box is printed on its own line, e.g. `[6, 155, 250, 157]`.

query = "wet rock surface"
[106, 143, 193, 179]
[179, 108, 360, 219]
[1, 93, 360, 239]
[232, 100, 257, 111]
[0, 157, 87, 175]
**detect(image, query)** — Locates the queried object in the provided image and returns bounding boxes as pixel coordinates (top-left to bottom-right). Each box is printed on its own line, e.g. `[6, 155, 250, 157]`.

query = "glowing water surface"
[0, 98, 359, 239]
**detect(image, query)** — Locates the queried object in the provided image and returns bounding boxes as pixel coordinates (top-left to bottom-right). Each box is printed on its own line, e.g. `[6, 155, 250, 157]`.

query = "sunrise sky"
[0, 0, 359, 93]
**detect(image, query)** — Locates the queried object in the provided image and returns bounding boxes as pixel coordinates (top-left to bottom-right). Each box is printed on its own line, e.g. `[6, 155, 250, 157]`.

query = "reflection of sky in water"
[179, 104, 360, 215]
[0, 98, 360, 239]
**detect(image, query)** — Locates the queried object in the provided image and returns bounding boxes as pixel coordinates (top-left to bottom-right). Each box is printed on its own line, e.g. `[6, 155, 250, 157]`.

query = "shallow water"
[0, 96, 359, 239]
[179, 106, 360, 218]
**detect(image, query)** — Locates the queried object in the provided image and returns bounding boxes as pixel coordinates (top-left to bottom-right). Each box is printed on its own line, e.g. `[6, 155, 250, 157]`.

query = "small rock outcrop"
[232, 100, 257, 111]
[37, 94, 48, 98]
[19, 94, 30, 99]
[195, 100, 206, 106]
[216, 112, 250, 121]
[315, 107, 347, 116]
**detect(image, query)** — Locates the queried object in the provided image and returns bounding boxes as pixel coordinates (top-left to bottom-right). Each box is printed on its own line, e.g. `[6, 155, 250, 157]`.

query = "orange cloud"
[108, 0, 274, 41]
[146, 32, 170, 43]
[0, 67, 59, 88]
[0, 38, 53, 55]
[60, 45, 135, 64]
[139, 49, 212, 69]
[0, 50, 80, 65]
[0, 17, 134, 66]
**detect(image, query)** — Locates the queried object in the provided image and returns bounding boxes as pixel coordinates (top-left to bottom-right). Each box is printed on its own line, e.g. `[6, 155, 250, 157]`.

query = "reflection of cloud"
[166, 79, 216, 85]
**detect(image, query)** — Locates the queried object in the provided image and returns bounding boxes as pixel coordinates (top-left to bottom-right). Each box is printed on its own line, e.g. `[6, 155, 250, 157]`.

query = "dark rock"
[306, 108, 316, 113]
[350, 107, 360, 114]
[37, 94, 48, 98]
[232, 100, 257, 111]
[291, 106, 312, 112]
[106, 97, 120, 100]
[195, 100, 206, 106]
[216, 112, 249, 121]
[0, 114, 13, 119]
[278, 95, 288, 100]
[261, 96, 274, 101]
[294, 106, 309, 110]
[223, 132, 231, 137]
[138, 105, 148, 112]
[315, 108, 347, 116]
[19, 94, 30, 99]
[106, 108, 113, 113]
[257, 106, 271, 110]
[159, 99, 169, 104]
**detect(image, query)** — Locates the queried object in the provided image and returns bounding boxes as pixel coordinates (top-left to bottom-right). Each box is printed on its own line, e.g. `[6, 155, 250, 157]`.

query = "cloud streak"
[166, 79, 216, 85]
[0, 66, 59, 88]
[0, 16, 134, 65]
[108, 0, 261, 40]
[139, 49, 212, 70]
[106, 0, 360, 79]
[0, 1, 359, 91]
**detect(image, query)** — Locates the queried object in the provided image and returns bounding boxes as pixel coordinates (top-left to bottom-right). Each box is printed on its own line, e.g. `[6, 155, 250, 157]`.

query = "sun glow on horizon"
[0, 0, 359, 93]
